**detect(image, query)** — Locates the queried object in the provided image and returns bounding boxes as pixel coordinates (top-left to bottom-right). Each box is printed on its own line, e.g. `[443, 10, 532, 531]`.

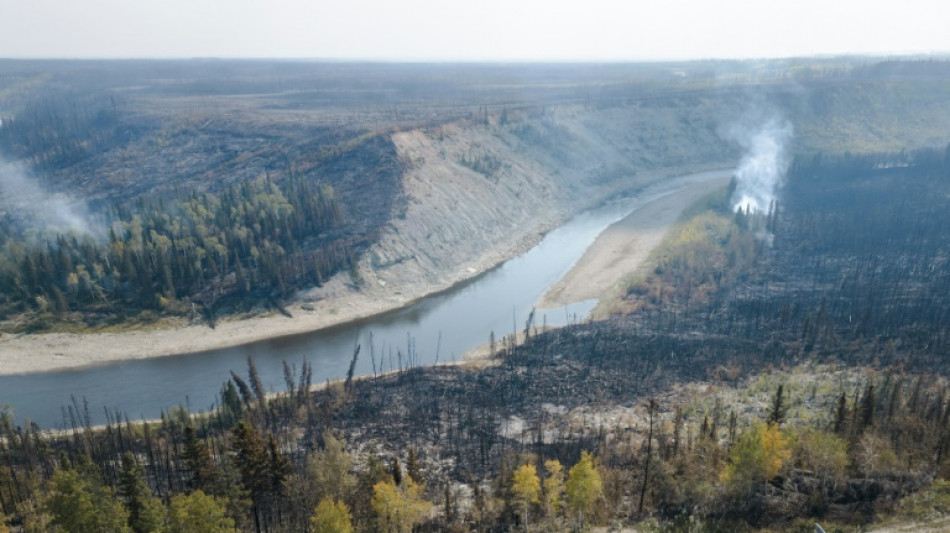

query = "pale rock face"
[364, 106, 738, 295]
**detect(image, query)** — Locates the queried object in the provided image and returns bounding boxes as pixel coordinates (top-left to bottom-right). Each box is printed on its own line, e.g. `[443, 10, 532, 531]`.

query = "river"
[0, 171, 727, 428]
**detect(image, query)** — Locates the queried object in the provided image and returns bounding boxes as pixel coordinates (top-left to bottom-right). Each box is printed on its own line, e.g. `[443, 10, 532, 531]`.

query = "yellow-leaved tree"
[371, 478, 431, 533]
[725, 421, 790, 492]
[510, 463, 540, 531]
[311, 498, 354, 533]
[45, 466, 131, 533]
[543, 459, 565, 519]
[564, 451, 603, 528]
[167, 490, 235, 533]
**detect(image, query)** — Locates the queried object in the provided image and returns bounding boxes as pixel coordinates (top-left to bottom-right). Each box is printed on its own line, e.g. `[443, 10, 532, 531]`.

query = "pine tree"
[390, 457, 403, 486]
[860, 384, 877, 432]
[266, 434, 291, 496]
[182, 426, 221, 495]
[118, 452, 165, 533]
[406, 448, 423, 485]
[833, 392, 849, 435]
[229, 373, 254, 409]
[767, 384, 789, 426]
[230, 421, 269, 533]
[639, 398, 657, 513]
[246, 357, 267, 411]
[219, 381, 243, 425]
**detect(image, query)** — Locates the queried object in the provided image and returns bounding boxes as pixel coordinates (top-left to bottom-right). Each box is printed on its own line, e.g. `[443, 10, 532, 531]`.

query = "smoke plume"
[725, 114, 793, 213]
[0, 159, 99, 237]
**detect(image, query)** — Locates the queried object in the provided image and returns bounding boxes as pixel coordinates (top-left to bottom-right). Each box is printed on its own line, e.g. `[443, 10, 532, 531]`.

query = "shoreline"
[0, 168, 731, 377]
[538, 173, 732, 310]
[0, 222, 558, 376]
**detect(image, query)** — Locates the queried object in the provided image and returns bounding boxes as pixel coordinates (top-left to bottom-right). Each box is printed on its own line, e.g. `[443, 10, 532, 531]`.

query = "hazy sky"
[2, 0, 949, 61]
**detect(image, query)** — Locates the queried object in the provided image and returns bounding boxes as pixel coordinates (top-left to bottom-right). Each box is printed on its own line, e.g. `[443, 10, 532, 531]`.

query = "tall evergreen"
[182, 426, 221, 495]
[118, 452, 164, 533]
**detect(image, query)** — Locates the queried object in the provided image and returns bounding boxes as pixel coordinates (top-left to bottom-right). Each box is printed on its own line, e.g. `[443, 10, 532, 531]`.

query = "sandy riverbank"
[0, 170, 730, 377]
[538, 173, 731, 310]
[0, 227, 553, 376]
[0, 289, 408, 376]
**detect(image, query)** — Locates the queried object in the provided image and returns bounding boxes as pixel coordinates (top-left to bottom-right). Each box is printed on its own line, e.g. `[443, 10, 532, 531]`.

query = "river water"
[0, 170, 727, 428]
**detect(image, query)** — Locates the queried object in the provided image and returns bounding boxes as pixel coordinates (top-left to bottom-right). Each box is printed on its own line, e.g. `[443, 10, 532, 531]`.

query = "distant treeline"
[852, 58, 950, 80]
[0, 91, 128, 171]
[0, 174, 352, 329]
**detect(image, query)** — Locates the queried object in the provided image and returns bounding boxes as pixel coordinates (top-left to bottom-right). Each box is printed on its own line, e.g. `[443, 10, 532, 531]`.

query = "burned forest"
[4, 141, 950, 532]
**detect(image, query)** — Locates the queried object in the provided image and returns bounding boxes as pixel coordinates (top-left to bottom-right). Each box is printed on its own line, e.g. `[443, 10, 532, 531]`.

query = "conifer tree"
[118, 452, 164, 533]
[766, 384, 788, 426]
[230, 421, 269, 533]
[266, 434, 291, 496]
[833, 392, 849, 435]
[860, 384, 877, 431]
[406, 448, 423, 485]
[182, 426, 221, 495]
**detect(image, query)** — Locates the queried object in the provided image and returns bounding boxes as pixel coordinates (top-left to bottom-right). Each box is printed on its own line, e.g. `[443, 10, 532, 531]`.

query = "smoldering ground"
[722, 106, 794, 214]
[0, 159, 100, 238]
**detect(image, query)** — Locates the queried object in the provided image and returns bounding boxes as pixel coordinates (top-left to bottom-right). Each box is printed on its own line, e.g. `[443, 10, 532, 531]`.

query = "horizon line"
[2, 51, 950, 64]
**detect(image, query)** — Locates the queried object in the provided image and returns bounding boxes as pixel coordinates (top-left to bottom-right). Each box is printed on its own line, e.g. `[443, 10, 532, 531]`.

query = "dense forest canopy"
[0, 173, 352, 329]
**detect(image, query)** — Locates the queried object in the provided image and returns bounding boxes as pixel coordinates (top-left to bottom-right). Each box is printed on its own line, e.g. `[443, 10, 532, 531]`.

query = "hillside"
[4, 60, 950, 368]
[4, 145, 950, 532]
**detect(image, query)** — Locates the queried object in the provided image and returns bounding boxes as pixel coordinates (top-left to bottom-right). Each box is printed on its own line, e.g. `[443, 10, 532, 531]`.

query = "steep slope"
[6, 76, 950, 370]
[356, 79, 950, 307]
[356, 103, 740, 295]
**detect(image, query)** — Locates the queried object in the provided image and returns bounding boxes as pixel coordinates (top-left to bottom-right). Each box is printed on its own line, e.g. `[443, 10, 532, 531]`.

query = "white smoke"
[0, 159, 99, 237]
[725, 114, 793, 213]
